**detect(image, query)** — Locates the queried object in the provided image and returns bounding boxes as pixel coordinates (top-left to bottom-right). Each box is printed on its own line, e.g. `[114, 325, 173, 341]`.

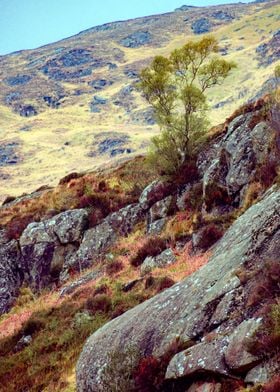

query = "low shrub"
[105, 260, 123, 276]
[145, 276, 175, 293]
[130, 237, 167, 267]
[263, 376, 280, 392]
[6, 214, 39, 240]
[85, 294, 112, 315]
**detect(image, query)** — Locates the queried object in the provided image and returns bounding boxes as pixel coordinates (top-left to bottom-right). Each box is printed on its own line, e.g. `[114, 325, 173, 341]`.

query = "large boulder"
[76, 187, 280, 391]
[0, 240, 22, 314]
[19, 209, 88, 290]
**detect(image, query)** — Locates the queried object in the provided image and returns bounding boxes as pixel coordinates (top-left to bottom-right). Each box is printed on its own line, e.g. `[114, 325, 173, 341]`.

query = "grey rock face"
[191, 18, 212, 34]
[0, 240, 22, 315]
[245, 356, 280, 384]
[166, 338, 229, 379]
[66, 204, 145, 273]
[225, 318, 263, 373]
[19, 209, 88, 290]
[120, 31, 152, 48]
[139, 180, 171, 210]
[140, 248, 176, 274]
[200, 114, 276, 209]
[148, 196, 174, 224]
[147, 218, 167, 235]
[76, 187, 280, 391]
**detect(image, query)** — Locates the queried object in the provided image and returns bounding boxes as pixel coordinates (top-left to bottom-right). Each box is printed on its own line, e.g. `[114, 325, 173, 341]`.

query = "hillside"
[0, 89, 279, 391]
[0, 0, 279, 201]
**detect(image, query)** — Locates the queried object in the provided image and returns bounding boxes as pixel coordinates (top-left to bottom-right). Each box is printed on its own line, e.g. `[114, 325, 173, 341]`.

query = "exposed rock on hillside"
[77, 186, 280, 391]
[199, 114, 276, 211]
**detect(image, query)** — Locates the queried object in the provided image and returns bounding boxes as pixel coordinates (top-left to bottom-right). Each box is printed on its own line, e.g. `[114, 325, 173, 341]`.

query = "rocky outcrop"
[64, 203, 146, 274]
[76, 186, 280, 391]
[0, 240, 22, 314]
[120, 31, 152, 48]
[191, 18, 212, 34]
[19, 209, 88, 290]
[199, 113, 277, 211]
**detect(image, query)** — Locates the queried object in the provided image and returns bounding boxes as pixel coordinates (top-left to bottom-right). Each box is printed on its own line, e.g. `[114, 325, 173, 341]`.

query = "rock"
[90, 96, 108, 112]
[64, 221, 116, 273]
[147, 218, 167, 235]
[245, 356, 280, 384]
[200, 114, 276, 209]
[140, 249, 176, 274]
[122, 278, 143, 292]
[130, 108, 156, 125]
[0, 240, 22, 315]
[187, 382, 222, 392]
[76, 187, 280, 391]
[88, 79, 113, 90]
[191, 18, 212, 34]
[212, 11, 234, 21]
[0, 141, 20, 167]
[66, 204, 145, 273]
[4, 74, 32, 86]
[209, 289, 236, 327]
[59, 49, 92, 67]
[225, 318, 263, 373]
[148, 196, 174, 223]
[19, 209, 88, 290]
[139, 180, 172, 210]
[43, 95, 63, 108]
[165, 338, 229, 379]
[60, 270, 103, 297]
[18, 105, 37, 117]
[14, 335, 32, 352]
[106, 203, 145, 236]
[175, 5, 197, 11]
[109, 148, 133, 157]
[120, 31, 152, 48]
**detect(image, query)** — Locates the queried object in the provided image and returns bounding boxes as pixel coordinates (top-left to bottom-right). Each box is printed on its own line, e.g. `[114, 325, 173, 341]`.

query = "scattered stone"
[147, 218, 167, 235]
[139, 180, 172, 210]
[120, 31, 152, 48]
[88, 79, 113, 90]
[212, 11, 234, 21]
[191, 18, 212, 34]
[4, 74, 32, 86]
[140, 248, 176, 274]
[18, 105, 37, 117]
[122, 278, 143, 292]
[60, 270, 103, 297]
[0, 141, 20, 167]
[148, 196, 174, 223]
[14, 335, 32, 352]
[245, 356, 280, 384]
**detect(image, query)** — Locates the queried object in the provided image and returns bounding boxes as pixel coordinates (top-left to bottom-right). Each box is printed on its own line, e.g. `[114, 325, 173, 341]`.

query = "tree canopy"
[138, 36, 236, 174]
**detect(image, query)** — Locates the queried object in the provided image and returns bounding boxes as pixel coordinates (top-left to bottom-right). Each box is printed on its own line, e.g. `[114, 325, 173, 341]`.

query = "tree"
[138, 36, 236, 174]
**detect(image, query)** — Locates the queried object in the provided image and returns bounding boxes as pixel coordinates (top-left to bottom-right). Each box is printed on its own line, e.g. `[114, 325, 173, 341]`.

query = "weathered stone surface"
[0, 240, 21, 315]
[209, 289, 236, 327]
[14, 335, 32, 352]
[60, 270, 103, 297]
[19, 209, 88, 289]
[106, 203, 145, 236]
[148, 196, 173, 223]
[225, 318, 263, 373]
[139, 180, 171, 210]
[245, 356, 280, 384]
[200, 114, 276, 209]
[66, 221, 116, 272]
[64, 204, 145, 274]
[165, 338, 229, 379]
[77, 187, 280, 391]
[147, 218, 167, 235]
[120, 31, 152, 48]
[140, 249, 176, 274]
[191, 18, 212, 34]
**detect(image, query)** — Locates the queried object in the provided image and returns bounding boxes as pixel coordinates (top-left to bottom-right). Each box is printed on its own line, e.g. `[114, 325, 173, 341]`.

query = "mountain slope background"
[0, 0, 279, 201]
